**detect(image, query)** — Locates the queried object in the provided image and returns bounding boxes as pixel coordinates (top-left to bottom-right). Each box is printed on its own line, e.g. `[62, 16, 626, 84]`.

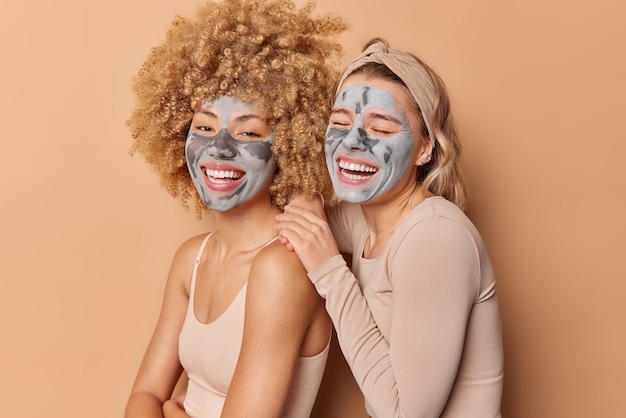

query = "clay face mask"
[325, 84, 414, 203]
[186, 96, 275, 212]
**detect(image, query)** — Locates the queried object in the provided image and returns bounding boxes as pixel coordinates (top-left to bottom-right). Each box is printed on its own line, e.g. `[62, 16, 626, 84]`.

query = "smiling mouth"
[203, 168, 245, 184]
[338, 159, 378, 181]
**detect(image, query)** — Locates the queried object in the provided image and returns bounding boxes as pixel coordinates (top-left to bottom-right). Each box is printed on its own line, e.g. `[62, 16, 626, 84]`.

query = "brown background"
[1, 0, 625, 416]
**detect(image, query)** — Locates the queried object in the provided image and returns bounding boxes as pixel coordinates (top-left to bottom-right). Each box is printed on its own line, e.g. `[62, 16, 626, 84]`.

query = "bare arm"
[163, 393, 189, 418]
[220, 243, 329, 418]
[125, 237, 202, 418]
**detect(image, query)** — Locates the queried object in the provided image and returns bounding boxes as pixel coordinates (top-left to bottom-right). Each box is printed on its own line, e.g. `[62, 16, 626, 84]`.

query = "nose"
[342, 127, 368, 151]
[207, 129, 238, 159]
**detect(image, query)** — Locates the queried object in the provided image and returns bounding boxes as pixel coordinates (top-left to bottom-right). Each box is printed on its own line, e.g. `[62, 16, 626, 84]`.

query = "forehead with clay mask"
[325, 82, 415, 203]
[185, 95, 275, 212]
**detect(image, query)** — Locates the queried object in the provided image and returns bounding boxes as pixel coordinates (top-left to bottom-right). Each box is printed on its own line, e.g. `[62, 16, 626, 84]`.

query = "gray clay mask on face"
[325, 84, 414, 203]
[185, 96, 275, 212]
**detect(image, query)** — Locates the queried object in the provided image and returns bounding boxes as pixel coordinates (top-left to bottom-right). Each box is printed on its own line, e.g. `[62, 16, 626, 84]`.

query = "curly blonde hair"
[128, 0, 345, 216]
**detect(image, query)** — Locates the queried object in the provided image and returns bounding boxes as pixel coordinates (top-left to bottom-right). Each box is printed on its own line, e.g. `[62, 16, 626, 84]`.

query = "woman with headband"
[124, 0, 345, 416]
[275, 38, 504, 417]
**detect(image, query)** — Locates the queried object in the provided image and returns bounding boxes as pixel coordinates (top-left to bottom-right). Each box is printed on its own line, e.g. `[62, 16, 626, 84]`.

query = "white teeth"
[342, 172, 371, 180]
[204, 169, 243, 179]
[338, 159, 377, 173]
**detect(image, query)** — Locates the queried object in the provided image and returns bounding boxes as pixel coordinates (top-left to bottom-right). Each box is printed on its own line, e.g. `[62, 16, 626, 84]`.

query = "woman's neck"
[211, 197, 281, 253]
[360, 183, 431, 257]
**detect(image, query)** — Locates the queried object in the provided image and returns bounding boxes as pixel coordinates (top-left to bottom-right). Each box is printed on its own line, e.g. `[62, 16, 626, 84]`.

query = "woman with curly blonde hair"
[276, 38, 503, 417]
[124, 1, 345, 417]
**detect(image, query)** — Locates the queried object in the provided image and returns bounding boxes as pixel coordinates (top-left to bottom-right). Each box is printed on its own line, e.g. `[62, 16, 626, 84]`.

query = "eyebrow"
[234, 113, 262, 122]
[368, 110, 401, 124]
[198, 109, 262, 123]
[331, 108, 352, 116]
[199, 109, 219, 119]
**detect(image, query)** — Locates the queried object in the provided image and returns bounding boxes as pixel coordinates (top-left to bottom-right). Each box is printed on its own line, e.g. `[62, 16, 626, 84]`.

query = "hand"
[274, 195, 340, 272]
[277, 195, 326, 251]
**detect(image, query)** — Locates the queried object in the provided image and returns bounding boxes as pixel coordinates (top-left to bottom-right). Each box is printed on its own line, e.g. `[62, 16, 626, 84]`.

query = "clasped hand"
[274, 195, 339, 273]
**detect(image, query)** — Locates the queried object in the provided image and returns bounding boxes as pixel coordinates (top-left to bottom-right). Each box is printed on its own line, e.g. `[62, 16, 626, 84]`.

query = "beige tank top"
[179, 233, 330, 417]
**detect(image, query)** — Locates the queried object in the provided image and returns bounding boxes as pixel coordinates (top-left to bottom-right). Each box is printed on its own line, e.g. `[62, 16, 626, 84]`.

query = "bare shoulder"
[172, 233, 210, 261]
[167, 232, 212, 291]
[247, 240, 330, 357]
[248, 240, 316, 300]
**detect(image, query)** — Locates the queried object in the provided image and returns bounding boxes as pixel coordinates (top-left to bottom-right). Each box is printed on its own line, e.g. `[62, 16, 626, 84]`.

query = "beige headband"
[337, 40, 436, 140]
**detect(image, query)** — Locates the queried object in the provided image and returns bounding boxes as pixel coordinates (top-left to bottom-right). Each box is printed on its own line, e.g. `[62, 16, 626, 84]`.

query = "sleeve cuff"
[308, 254, 348, 281]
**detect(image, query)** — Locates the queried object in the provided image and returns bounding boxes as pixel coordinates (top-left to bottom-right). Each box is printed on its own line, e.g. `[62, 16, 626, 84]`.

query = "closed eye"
[367, 112, 402, 136]
[330, 108, 353, 129]
[330, 121, 350, 129]
[329, 116, 352, 129]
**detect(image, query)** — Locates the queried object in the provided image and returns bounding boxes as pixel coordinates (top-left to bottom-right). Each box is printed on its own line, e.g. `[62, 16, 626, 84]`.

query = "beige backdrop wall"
[1, 0, 624, 417]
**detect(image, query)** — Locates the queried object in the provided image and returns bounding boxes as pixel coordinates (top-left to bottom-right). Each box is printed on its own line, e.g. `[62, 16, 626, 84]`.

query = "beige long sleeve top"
[309, 197, 503, 418]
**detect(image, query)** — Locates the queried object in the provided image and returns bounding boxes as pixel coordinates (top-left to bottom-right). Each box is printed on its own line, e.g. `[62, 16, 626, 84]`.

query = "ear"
[415, 136, 434, 167]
